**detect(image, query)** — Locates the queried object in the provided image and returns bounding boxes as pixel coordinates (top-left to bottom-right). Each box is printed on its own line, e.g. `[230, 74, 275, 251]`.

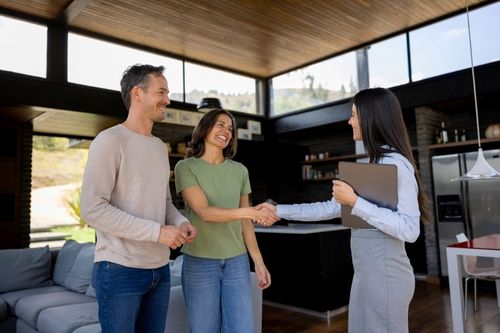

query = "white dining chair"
[455, 233, 500, 319]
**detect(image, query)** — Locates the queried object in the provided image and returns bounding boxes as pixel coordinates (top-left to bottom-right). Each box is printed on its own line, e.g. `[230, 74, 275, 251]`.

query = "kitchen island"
[254, 223, 353, 319]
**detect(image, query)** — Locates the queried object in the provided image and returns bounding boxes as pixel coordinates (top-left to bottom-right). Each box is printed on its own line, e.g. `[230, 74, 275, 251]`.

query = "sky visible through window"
[270, 1, 500, 114]
[67, 34, 255, 97]
[0, 16, 47, 77]
[68, 33, 184, 95]
[1, 2, 499, 107]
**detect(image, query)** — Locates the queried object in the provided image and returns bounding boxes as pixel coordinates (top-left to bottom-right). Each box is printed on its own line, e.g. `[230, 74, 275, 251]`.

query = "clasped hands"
[158, 222, 197, 249]
[249, 204, 279, 227]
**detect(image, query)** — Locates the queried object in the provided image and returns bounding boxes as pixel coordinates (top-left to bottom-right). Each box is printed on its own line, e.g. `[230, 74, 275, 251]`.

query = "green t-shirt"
[174, 157, 251, 259]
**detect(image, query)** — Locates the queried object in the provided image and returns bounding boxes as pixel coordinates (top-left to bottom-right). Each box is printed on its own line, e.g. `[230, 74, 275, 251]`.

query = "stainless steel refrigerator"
[432, 148, 500, 276]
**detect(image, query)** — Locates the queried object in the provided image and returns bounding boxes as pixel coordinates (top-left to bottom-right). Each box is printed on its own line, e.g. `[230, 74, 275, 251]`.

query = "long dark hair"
[352, 88, 430, 223]
[186, 109, 238, 159]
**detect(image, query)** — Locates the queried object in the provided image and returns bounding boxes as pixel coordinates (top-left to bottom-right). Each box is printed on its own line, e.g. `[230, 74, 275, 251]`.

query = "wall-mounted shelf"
[300, 177, 334, 183]
[169, 153, 185, 158]
[428, 137, 500, 150]
[300, 147, 418, 164]
[300, 153, 368, 164]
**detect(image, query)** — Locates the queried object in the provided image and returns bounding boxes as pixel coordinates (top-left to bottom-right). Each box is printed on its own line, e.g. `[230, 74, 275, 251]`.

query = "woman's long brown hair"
[352, 88, 431, 224]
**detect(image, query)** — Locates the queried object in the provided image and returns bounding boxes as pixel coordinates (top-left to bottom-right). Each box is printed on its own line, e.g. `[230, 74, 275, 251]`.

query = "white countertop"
[254, 223, 349, 234]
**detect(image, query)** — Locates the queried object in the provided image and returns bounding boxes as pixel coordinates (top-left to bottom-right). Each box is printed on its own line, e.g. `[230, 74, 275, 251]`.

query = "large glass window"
[410, 14, 469, 81]
[271, 52, 358, 116]
[410, 11, 471, 81]
[0, 15, 47, 77]
[68, 33, 183, 99]
[467, 2, 500, 66]
[368, 34, 409, 88]
[31, 136, 94, 248]
[410, 2, 500, 82]
[185, 62, 257, 114]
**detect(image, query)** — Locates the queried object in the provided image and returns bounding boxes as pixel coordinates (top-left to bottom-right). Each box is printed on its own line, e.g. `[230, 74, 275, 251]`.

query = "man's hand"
[180, 222, 197, 244]
[158, 225, 187, 249]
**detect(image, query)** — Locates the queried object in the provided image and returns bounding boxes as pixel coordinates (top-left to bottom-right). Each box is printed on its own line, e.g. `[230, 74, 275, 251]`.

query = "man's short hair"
[120, 64, 165, 110]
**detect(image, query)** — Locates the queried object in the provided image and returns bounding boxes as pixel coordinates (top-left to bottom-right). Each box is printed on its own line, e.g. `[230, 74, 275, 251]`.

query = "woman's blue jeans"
[91, 261, 170, 333]
[182, 253, 254, 333]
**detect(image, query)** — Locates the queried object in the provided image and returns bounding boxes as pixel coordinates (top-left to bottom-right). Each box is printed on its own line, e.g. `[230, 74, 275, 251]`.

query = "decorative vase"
[485, 124, 500, 139]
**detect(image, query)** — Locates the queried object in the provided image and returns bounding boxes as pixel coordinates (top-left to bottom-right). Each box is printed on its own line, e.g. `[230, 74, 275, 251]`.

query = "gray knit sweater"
[81, 124, 188, 269]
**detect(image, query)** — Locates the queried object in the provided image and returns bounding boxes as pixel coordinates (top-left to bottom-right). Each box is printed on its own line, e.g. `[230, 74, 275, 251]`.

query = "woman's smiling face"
[206, 113, 233, 149]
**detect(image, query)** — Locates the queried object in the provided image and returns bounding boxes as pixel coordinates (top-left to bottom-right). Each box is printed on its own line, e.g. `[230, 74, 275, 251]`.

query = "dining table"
[446, 233, 500, 333]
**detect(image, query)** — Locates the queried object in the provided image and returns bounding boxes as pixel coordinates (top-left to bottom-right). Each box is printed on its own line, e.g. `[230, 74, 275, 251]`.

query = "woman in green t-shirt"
[175, 109, 278, 333]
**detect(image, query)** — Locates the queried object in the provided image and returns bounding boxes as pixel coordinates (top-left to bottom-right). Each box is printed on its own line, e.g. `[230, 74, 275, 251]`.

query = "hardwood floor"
[262, 281, 500, 333]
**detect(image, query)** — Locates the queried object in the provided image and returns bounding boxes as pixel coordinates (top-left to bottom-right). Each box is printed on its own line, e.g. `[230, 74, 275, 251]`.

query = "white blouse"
[277, 152, 421, 243]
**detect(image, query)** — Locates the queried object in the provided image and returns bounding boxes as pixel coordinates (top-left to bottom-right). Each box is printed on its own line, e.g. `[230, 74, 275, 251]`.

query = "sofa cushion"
[53, 240, 82, 285]
[15, 319, 38, 333]
[73, 323, 101, 333]
[0, 246, 53, 293]
[64, 244, 95, 293]
[170, 255, 183, 287]
[85, 283, 96, 298]
[15, 291, 96, 328]
[0, 286, 66, 312]
[37, 302, 98, 333]
[53, 240, 95, 292]
[0, 298, 7, 320]
[165, 285, 189, 333]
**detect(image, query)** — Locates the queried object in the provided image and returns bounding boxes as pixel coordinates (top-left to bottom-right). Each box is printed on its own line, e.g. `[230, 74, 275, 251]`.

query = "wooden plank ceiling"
[0, 0, 490, 78]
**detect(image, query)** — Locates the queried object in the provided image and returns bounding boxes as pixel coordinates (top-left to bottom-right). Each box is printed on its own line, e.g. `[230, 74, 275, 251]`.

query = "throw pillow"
[52, 240, 84, 285]
[0, 246, 53, 293]
[64, 243, 95, 293]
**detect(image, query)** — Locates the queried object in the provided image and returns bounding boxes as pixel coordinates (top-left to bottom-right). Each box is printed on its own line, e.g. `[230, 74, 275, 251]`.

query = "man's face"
[139, 74, 170, 122]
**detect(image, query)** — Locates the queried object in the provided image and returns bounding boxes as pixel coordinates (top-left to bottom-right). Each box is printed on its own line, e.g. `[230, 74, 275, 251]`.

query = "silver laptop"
[338, 161, 398, 229]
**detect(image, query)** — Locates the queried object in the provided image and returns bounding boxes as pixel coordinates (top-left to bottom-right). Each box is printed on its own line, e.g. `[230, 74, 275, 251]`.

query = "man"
[81, 64, 196, 333]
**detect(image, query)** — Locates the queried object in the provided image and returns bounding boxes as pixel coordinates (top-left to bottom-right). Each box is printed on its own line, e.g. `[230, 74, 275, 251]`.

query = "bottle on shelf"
[440, 122, 449, 144]
[460, 129, 467, 142]
[302, 165, 312, 180]
[435, 129, 442, 144]
[454, 129, 459, 142]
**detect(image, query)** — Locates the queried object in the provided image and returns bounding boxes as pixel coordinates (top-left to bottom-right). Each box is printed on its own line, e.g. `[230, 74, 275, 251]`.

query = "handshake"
[250, 202, 280, 227]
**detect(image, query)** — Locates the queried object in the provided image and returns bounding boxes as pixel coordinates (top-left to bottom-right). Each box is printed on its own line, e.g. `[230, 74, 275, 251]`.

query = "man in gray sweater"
[81, 64, 196, 333]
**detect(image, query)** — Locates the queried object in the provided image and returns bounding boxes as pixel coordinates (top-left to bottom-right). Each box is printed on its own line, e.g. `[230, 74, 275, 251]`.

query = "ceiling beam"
[56, 0, 91, 25]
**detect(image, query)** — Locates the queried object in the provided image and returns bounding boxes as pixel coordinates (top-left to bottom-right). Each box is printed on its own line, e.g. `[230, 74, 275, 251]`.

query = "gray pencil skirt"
[348, 229, 415, 333]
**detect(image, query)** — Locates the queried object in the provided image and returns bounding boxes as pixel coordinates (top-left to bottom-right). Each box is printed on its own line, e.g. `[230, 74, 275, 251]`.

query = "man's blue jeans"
[91, 261, 170, 333]
[182, 253, 254, 333]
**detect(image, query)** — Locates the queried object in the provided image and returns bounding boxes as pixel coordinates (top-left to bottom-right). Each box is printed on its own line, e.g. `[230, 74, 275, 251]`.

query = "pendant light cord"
[466, 0, 482, 148]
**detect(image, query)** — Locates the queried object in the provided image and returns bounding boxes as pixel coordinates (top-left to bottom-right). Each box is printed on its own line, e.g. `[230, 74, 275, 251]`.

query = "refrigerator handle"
[459, 154, 473, 239]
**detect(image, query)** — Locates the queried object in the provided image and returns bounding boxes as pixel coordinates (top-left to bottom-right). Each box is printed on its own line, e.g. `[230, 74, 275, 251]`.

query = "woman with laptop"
[258, 87, 430, 333]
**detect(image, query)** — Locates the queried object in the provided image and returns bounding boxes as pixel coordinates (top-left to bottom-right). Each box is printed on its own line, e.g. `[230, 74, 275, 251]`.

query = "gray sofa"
[0, 240, 262, 333]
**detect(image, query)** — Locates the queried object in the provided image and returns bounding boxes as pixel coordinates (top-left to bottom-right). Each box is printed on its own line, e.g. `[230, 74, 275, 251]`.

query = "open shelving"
[428, 137, 500, 150]
[169, 152, 185, 158]
[300, 147, 419, 164]
[300, 153, 368, 164]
